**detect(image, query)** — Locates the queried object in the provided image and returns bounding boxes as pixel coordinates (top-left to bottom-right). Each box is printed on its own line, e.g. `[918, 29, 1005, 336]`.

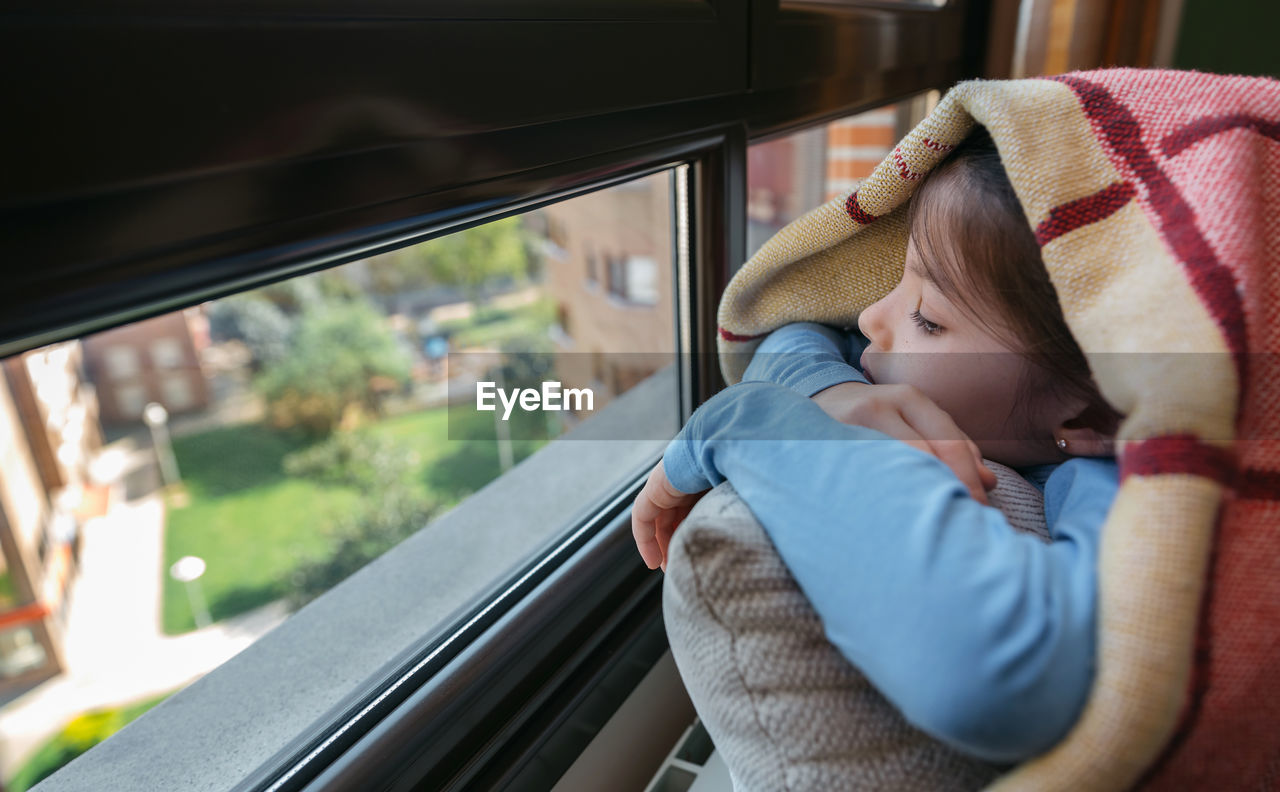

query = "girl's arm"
[741, 322, 870, 395]
[662, 380, 1115, 764]
[740, 322, 995, 502]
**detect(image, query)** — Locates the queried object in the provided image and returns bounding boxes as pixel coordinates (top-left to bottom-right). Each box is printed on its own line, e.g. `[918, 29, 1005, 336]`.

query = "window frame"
[1, 1, 991, 789]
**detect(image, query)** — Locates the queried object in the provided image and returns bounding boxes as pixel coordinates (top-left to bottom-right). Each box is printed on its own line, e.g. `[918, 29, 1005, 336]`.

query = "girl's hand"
[811, 382, 997, 505]
[632, 460, 707, 571]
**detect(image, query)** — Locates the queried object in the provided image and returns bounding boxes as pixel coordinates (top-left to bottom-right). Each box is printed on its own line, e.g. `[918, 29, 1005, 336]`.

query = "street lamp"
[490, 364, 514, 474]
[143, 402, 182, 488]
[169, 555, 213, 629]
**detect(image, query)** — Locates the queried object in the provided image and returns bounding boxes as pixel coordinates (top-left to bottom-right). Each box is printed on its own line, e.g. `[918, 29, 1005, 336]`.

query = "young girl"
[632, 127, 1123, 764]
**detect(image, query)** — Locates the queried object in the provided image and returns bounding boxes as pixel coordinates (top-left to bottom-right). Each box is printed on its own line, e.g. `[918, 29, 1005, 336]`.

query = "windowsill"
[604, 295, 660, 310]
[40, 367, 678, 791]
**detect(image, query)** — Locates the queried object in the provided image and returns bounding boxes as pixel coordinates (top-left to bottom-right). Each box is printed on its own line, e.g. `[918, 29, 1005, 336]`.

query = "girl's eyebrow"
[904, 257, 936, 284]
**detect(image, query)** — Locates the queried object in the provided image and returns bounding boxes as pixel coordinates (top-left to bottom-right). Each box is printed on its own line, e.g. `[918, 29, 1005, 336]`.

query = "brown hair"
[907, 125, 1121, 436]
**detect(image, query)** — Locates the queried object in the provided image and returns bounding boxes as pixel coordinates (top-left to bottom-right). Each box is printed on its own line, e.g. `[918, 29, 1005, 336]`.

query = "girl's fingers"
[632, 503, 663, 569]
[634, 461, 706, 571]
[895, 400, 991, 505]
[655, 503, 692, 566]
[632, 467, 669, 569]
[861, 412, 935, 460]
[925, 440, 991, 505]
[970, 440, 998, 490]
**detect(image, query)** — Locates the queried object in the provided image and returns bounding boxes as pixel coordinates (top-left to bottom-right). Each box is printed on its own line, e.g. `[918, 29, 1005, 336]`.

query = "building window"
[114, 383, 147, 418]
[160, 374, 194, 410]
[150, 338, 184, 370]
[606, 254, 626, 300]
[102, 346, 140, 381]
[623, 256, 660, 305]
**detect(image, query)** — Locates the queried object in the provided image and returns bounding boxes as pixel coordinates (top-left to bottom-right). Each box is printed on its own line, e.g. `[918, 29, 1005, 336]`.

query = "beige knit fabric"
[664, 462, 1045, 792]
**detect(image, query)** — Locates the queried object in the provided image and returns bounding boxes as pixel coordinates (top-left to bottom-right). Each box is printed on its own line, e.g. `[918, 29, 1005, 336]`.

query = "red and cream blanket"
[715, 69, 1280, 790]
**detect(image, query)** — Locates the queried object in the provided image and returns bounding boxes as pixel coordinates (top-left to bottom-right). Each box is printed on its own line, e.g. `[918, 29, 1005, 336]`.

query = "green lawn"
[369, 407, 549, 506]
[163, 426, 360, 634]
[162, 406, 549, 634]
[9, 693, 169, 791]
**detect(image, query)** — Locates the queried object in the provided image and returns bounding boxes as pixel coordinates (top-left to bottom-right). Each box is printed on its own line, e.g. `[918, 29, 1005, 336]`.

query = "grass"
[368, 406, 549, 506]
[160, 294, 556, 633]
[161, 407, 549, 634]
[0, 570, 16, 610]
[9, 693, 170, 791]
[162, 426, 361, 634]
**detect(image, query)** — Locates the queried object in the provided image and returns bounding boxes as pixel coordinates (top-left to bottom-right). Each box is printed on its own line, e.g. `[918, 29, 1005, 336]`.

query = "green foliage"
[255, 299, 411, 435]
[254, 277, 327, 315]
[10, 694, 168, 792]
[284, 432, 436, 608]
[439, 298, 556, 351]
[207, 295, 292, 368]
[286, 487, 435, 609]
[365, 217, 534, 303]
[0, 569, 16, 609]
[161, 392, 553, 634]
[282, 430, 419, 493]
[164, 425, 357, 634]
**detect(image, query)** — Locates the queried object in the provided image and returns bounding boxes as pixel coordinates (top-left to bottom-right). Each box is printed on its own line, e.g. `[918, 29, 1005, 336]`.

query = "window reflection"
[747, 93, 939, 257]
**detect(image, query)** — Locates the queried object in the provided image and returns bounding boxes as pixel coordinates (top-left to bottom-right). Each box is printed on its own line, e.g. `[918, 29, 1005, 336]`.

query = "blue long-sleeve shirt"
[662, 322, 1118, 763]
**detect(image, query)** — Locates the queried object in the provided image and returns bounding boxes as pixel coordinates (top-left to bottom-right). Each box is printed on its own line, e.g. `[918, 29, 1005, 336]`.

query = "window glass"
[746, 92, 939, 258]
[0, 169, 680, 786]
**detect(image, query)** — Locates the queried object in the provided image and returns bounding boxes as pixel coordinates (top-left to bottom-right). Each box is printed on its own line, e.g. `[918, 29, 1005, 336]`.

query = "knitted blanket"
[715, 69, 1280, 790]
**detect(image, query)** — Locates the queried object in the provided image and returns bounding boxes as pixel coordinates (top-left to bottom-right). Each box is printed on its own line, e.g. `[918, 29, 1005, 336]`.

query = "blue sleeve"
[741, 322, 870, 396]
[662, 381, 1115, 763]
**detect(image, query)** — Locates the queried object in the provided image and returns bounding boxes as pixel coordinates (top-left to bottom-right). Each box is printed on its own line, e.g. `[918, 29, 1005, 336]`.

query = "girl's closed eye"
[910, 308, 943, 336]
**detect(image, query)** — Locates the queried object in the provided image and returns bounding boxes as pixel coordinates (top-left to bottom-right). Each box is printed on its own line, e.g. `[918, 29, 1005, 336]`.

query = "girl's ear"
[1055, 399, 1121, 458]
[1056, 424, 1115, 457]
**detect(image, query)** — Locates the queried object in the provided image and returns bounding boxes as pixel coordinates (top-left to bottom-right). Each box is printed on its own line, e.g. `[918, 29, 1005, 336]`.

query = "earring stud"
[1056, 438, 1068, 450]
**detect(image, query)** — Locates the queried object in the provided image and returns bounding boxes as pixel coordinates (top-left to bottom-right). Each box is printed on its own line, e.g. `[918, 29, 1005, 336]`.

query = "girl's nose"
[857, 294, 890, 349]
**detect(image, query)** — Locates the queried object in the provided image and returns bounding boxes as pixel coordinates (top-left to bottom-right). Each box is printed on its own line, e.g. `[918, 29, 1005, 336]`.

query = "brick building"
[82, 309, 211, 425]
[0, 342, 103, 693]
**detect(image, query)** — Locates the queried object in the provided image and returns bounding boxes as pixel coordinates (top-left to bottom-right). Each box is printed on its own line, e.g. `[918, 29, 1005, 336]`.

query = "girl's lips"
[859, 353, 875, 384]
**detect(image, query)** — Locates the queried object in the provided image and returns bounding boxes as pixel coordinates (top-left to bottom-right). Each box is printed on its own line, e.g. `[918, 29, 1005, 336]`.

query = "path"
[0, 477, 288, 776]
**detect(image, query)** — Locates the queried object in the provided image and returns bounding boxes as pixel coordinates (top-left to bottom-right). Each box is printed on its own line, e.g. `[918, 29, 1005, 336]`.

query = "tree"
[364, 217, 535, 311]
[206, 295, 292, 369]
[283, 432, 436, 608]
[286, 487, 434, 609]
[256, 299, 411, 435]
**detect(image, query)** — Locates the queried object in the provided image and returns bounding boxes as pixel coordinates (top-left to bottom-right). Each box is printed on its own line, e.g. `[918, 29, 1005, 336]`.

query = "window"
[0, 2, 981, 789]
[102, 346, 140, 381]
[0, 168, 681, 789]
[160, 374, 194, 410]
[114, 383, 147, 419]
[150, 338, 184, 370]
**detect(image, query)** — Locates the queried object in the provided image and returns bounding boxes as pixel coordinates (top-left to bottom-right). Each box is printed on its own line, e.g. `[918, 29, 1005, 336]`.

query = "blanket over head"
[715, 69, 1280, 790]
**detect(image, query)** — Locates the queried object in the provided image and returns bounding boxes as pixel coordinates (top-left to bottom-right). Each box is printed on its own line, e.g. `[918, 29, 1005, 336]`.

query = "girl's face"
[856, 236, 1072, 467]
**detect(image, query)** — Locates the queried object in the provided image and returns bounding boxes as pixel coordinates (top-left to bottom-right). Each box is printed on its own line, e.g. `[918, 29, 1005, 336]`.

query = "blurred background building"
[81, 309, 211, 426]
[0, 343, 103, 696]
